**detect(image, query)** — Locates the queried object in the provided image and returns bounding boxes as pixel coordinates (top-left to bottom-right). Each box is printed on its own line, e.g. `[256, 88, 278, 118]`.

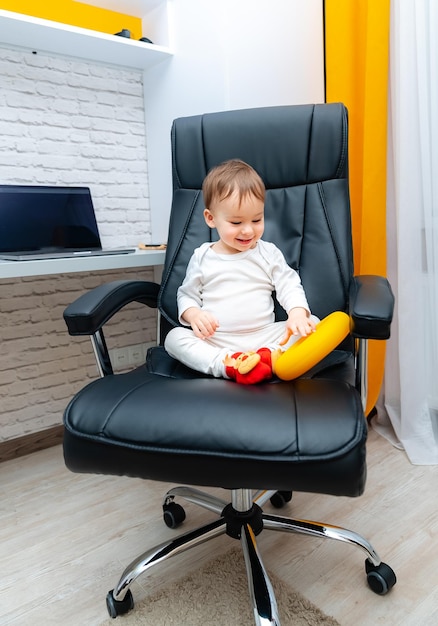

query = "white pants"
[164, 317, 319, 378]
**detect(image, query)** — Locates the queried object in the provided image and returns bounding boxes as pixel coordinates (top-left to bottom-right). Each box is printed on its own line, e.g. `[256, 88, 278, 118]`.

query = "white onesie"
[164, 240, 316, 378]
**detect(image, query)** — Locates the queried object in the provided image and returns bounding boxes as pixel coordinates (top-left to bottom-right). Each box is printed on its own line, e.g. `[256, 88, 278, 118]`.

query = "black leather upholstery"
[64, 368, 366, 494]
[63, 103, 394, 504]
[161, 104, 352, 329]
[62, 104, 397, 619]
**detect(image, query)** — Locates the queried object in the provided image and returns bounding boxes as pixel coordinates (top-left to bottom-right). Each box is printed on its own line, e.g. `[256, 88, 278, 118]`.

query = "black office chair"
[63, 103, 396, 624]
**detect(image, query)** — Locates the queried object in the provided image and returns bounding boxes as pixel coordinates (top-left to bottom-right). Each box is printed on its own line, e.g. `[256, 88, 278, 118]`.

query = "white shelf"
[0, 249, 166, 279]
[0, 9, 172, 70]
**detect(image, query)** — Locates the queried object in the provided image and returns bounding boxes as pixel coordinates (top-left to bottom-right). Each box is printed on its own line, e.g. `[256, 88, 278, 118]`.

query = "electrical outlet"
[110, 343, 155, 371]
[111, 347, 129, 370]
[128, 344, 145, 366]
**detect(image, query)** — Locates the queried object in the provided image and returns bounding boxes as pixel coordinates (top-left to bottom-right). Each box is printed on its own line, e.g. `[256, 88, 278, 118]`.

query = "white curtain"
[374, 0, 438, 464]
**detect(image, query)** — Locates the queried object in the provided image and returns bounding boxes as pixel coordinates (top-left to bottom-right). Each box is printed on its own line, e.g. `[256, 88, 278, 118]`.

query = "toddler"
[164, 159, 318, 383]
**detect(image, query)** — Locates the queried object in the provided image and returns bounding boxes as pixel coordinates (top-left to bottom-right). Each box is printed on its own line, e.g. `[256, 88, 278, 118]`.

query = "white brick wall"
[0, 46, 151, 247]
[0, 47, 158, 442]
[0, 267, 158, 441]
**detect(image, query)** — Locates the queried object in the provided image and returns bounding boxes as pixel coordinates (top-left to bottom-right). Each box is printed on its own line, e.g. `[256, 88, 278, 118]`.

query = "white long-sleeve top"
[177, 240, 310, 333]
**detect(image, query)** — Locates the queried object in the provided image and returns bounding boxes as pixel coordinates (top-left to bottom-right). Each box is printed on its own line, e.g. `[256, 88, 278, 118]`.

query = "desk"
[0, 249, 166, 279]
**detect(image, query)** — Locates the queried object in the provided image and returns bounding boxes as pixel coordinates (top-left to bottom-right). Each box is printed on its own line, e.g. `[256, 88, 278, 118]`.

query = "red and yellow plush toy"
[224, 347, 274, 384]
[224, 311, 350, 384]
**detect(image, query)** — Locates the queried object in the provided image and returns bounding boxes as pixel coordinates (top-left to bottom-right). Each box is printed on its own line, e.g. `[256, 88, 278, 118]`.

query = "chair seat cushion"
[63, 360, 367, 498]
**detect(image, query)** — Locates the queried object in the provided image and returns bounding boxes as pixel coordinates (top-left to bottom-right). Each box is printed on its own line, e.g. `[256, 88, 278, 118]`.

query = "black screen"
[0, 185, 101, 253]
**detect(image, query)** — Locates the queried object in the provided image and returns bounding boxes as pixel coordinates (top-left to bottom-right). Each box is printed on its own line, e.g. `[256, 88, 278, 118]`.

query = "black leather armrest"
[63, 280, 160, 336]
[349, 275, 394, 339]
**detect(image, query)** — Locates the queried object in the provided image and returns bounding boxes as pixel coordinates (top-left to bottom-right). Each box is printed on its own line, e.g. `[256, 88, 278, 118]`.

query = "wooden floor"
[1, 428, 437, 625]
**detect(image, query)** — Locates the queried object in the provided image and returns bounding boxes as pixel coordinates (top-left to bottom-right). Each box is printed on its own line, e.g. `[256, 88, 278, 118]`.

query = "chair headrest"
[172, 103, 348, 191]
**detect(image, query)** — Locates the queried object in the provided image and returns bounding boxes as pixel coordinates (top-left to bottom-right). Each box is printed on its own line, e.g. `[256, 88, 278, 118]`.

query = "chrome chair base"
[106, 487, 395, 625]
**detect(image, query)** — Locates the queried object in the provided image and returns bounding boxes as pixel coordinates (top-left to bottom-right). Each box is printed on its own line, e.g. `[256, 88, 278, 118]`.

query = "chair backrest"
[159, 103, 353, 338]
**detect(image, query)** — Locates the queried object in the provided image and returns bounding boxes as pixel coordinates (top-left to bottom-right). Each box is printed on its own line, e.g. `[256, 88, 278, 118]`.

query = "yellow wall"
[325, 0, 390, 415]
[0, 1, 142, 39]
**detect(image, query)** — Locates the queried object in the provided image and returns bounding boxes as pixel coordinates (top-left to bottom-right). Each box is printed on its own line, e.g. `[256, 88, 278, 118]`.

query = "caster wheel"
[365, 560, 397, 595]
[106, 589, 134, 618]
[163, 501, 186, 528]
[270, 490, 293, 509]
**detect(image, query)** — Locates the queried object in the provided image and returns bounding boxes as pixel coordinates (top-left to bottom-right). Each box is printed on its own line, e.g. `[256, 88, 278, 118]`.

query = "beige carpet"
[101, 547, 340, 626]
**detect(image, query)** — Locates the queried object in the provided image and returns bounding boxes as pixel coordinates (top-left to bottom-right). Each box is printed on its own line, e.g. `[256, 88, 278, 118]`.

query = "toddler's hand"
[279, 308, 316, 346]
[183, 307, 219, 339]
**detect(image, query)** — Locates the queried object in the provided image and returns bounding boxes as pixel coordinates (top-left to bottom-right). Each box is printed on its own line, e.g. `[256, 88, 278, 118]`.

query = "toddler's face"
[204, 191, 264, 254]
